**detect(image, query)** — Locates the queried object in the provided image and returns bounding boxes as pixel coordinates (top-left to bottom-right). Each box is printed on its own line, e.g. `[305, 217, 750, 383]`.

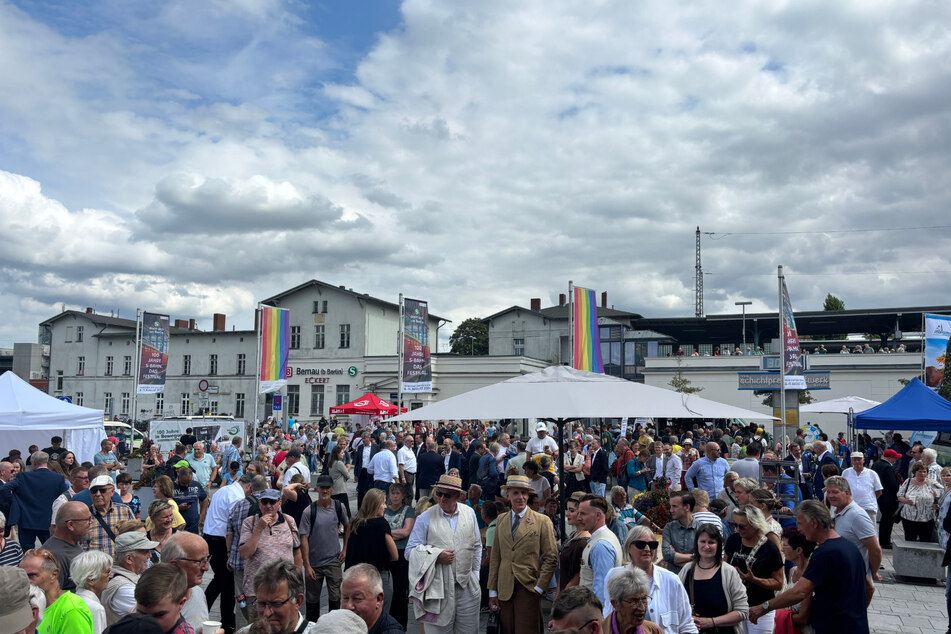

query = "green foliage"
[449, 318, 489, 355]
[669, 358, 702, 394]
[823, 293, 845, 311]
[753, 389, 815, 407]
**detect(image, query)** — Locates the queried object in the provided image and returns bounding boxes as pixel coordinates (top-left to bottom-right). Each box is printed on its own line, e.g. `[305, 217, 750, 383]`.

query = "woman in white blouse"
[70, 550, 112, 634]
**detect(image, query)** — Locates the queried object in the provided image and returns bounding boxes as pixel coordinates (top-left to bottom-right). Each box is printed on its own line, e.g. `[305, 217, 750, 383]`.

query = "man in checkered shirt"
[226, 474, 268, 627]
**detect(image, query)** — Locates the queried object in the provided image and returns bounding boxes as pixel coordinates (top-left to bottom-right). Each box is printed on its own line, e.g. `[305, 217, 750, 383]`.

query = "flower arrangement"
[632, 478, 672, 529]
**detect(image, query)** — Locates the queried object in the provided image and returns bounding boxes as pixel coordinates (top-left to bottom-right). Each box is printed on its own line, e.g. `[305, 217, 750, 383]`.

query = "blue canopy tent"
[853, 378, 951, 431]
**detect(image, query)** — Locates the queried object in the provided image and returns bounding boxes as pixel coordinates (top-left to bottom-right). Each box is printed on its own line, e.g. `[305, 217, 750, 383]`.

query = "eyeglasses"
[66, 516, 93, 524]
[631, 540, 659, 550]
[434, 491, 456, 499]
[548, 618, 599, 634]
[257, 596, 293, 612]
[177, 556, 211, 566]
[620, 595, 649, 606]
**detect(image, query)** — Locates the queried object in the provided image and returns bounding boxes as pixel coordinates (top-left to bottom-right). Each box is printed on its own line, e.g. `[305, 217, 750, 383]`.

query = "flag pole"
[131, 309, 142, 425]
[778, 265, 786, 444]
[568, 281, 574, 368]
[398, 293, 404, 415]
[252, 304, 263, 458]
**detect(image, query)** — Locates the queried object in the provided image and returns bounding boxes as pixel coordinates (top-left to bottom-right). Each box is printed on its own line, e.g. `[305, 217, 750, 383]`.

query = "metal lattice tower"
[695, 226, 703, 318]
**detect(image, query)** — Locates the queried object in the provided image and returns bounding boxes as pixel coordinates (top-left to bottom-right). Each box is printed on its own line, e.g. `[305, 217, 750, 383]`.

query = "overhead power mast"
[695, 226, 703, 318]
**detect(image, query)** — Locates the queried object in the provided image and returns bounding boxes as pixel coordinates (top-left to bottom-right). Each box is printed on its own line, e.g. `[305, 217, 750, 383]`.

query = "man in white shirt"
[658, 444, 683, 491]
[397, 436, 418, 500]
[496, 433, 512, 472]
[525, 422, 558, 459]
[841, 452, 883, 523]
[368, 440, 399, 495]
[282, 450, 311, 488]
[202, 474, 252, 633]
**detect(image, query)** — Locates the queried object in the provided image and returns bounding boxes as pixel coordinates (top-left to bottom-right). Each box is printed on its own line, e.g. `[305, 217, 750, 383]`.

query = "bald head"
[704, 442, 721, 459]
[0, 461, 13, 481]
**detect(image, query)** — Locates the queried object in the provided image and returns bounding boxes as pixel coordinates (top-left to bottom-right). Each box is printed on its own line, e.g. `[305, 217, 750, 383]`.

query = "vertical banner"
[924, 314, 951, 389]
[137, 312, 169, 394]
[401, 298, 432, 393]
[780, 279, 806, 390]
[572, 287, 604, 373]
[259, 306, 290, 394]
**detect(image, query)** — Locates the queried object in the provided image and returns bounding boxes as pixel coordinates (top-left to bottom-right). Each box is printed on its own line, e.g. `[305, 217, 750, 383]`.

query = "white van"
[103, 421, 146, 450]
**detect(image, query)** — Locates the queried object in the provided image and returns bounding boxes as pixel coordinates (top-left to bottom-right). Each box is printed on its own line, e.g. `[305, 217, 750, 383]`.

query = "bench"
[892, 536, 946, 581]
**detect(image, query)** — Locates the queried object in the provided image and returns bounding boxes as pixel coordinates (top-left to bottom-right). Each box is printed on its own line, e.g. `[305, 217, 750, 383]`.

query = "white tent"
[0, 371, 107, 463]
[392, 365, 776, 421]
[800, 396, 881, 414]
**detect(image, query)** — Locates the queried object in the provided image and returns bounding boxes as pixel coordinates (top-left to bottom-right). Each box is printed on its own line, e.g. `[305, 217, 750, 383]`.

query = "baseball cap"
[850, 451, 865, 459]
[535, 422, 548, 432]
[90, 475, 114, 489]
[0, 567, 33, 633]
[683, 438, 693, 445]
[115, 532, 160, 553]
[259, 489, 282, 501]
[315, 474, 334, 488]
[883, 449, 901, 459]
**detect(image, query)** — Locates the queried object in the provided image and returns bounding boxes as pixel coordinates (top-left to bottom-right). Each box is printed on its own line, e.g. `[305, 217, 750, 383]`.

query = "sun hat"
[433, 475, 465, 494]
[0, 567, 33, 633]
[850, 451, 865, 459]
[501, 475, 534, 492]
[115, 532, 160, 553]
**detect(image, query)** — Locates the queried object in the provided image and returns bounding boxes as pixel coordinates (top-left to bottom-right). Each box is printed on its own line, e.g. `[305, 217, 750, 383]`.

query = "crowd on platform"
[0, 417, 948, 634]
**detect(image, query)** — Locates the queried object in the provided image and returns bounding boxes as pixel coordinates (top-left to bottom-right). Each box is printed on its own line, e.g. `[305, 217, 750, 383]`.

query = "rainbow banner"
[572, 286, 604, 373]
[258, 306, 290, 394]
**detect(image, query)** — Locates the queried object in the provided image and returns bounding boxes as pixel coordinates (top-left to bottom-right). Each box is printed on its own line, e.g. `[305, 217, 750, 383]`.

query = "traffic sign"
[272, 395, 283, 411]
[58, 396, 72, 403]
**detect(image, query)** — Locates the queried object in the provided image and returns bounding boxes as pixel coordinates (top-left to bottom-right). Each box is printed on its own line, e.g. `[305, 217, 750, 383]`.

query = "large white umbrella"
[392, 365, 775, 421]
[800, 396, 880, 414]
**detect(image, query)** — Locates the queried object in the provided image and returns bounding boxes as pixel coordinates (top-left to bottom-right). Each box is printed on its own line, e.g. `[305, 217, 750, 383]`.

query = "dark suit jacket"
[871, 458, 900, 504]
[416, 450, 445, 491]
[1, 468, 68, 530]
[446, 449, 464, 474]
[590, 448, 609, 483]
[782, 454, 807, 484]
[813, 452, 839, 498]
[352, 442, 380, 473]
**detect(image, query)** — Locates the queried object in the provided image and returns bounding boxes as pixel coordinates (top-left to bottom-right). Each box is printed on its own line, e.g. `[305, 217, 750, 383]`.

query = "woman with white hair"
[71, 550, 112, 634]
[604, 524, 696, 634]
[0, 511, 24, 566]
[923, 448, 942, 483]
[604, 566, 664, 634]
[724, 506, 783, 634]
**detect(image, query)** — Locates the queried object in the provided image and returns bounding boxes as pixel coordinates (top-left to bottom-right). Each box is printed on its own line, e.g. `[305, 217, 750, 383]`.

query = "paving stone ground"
[202, 479, 949, 633]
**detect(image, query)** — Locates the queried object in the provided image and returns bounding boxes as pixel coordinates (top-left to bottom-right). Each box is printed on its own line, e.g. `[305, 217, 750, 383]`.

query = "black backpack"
[306, 498, 348, 535]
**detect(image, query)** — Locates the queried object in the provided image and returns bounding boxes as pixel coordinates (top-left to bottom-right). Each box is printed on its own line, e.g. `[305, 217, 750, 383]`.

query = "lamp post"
[735, 301, 752, 354]
[469, 335, 476, 355]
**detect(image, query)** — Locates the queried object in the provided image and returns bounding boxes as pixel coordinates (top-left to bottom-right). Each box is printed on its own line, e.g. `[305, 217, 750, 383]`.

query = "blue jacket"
[416, 450, 445, 491]
[813, 451, 840, 498]
[1, 468, 68, 530]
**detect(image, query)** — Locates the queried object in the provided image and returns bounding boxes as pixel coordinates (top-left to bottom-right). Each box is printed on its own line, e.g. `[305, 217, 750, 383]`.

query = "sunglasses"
[434, 491, 457, 499]
[631, 540, 659, 550]
[259, 499, 279, 506]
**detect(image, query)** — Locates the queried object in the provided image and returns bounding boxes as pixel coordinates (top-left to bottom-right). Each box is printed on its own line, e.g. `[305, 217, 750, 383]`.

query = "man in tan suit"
[488, 475, 558, 634]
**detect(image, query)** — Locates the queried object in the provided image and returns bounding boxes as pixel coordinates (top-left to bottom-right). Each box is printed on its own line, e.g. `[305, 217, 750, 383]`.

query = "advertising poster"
[401, 298, 432, 393]
[137, 312, 170, 394]
[781, 279, 806, 390]
[924, 314, 951, 389]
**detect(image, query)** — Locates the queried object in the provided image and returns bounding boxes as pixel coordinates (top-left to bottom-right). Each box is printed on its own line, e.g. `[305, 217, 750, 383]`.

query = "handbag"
[486, 610, 500, 634]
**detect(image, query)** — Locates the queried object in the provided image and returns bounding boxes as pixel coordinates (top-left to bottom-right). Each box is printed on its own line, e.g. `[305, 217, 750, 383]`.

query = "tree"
[938, 338, 951, 402]
[669, 358, 703, 394]
[754, 390, 815, 407]
[823, 293, 845, 311]
[449, 318, 489, 355]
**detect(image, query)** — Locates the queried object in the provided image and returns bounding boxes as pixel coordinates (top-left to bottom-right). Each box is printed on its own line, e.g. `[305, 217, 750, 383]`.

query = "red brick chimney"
[530, 298, 541, 311]
[601, 291, 607, 308]
[213, 313, 226, 331]
[559, 293, 567, 306]
[174, 319, 188, 329]
[188, 318, 196, 330]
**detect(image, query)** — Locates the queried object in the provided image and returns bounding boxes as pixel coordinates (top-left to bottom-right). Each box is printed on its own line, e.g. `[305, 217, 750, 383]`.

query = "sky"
[2, 0, 951, 350]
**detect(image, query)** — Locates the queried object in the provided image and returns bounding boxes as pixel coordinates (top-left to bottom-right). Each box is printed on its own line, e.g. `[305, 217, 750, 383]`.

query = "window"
[514, 338, 525, 356]
[104, 392, 113, 414]
[121, 392, 130, 415]
[155, 393, 164, 415]
[77, 356, 85, 376]
[65, 326, 73, 342]
[181, 393, 191, 415]
[209, 354, 218, 375]
[183, 355, 191, 375]
[287, 385, 300, 415]
[105, 356, 114, 376]
[209, 398, 218, 415]
[314, 325, 325, 349]
[235, 393, 245, 418]
[237, 353, 246, 375]
[123, 356, 132, 376]
[335, 384, 350, 406]
[322, 300, 328, 313]
[290, 326, 301, 350]
[310, 385, 324, 416]
[76, 326, 84, 342]
[313, 300, 320, 314]
[56, 370, 64, 391]
[75, 392, 83, 406]
[339, 324, 351, 349]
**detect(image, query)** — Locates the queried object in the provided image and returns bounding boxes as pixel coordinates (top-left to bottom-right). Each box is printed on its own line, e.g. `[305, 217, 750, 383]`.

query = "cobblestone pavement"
[202, 480, 949, 633]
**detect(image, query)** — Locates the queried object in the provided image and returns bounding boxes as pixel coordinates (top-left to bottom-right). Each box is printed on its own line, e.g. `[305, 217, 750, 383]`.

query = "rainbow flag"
[572, 287, 604, 373]
[258, 306, 290, 393]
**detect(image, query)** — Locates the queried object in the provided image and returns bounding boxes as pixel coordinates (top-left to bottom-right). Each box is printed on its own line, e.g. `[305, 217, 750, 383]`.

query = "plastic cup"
[202, 621, 222, 634]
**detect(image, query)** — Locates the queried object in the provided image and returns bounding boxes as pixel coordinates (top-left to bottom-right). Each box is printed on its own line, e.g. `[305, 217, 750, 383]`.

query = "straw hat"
[433, 475, 465, 494]
[501, 475, 534, 492]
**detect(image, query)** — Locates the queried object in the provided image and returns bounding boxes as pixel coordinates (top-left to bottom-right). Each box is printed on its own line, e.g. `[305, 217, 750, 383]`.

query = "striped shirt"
[0, 538, 23, 567]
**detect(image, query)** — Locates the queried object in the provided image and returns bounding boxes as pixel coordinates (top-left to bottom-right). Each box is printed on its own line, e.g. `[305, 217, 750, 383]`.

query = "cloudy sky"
[2, 0, 951, 349]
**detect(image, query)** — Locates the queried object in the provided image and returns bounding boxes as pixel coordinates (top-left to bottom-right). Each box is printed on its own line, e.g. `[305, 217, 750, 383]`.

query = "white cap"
[535, 422, 548, 432]
[89, 475, 114, 489]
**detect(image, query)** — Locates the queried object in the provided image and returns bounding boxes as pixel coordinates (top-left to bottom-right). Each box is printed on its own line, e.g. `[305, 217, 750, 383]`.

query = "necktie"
[511, 512, 521, 538]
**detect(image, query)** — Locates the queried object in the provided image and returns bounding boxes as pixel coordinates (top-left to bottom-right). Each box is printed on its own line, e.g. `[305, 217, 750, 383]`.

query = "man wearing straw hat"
[488, 475, 557, 634]
[406, 474, 482, 633]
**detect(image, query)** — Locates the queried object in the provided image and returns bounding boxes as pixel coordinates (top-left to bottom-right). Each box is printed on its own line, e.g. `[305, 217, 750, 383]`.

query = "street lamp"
[469, 335, 476, 355]
[735, 301, 752, 354]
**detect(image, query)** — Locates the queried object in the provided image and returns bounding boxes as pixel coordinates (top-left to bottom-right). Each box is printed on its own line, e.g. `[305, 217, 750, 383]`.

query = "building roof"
[483, 304, 643, 323]
[261, 279, 448, 322]
[40, 310, 195, 334]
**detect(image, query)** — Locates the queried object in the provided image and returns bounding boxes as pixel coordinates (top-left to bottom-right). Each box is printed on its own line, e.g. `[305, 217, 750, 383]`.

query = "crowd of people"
[0, 417, 946, 634]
